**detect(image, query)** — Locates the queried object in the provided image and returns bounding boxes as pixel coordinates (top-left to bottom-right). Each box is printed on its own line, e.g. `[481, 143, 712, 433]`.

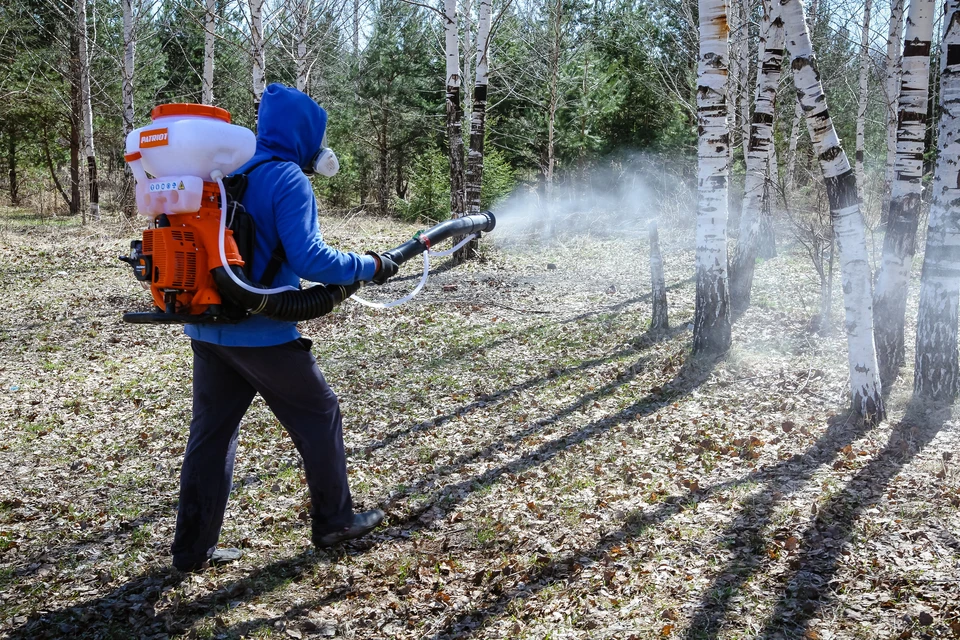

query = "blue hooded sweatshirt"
[185, 84, 378, 347]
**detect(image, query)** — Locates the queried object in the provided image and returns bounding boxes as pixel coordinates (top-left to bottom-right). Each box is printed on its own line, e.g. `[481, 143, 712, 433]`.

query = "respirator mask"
[305, 135, 340, 177]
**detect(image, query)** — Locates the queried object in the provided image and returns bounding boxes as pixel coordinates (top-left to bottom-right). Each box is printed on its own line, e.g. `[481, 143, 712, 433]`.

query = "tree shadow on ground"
[378, 327, 691, 523]
[350, 324, 687, 459]
[754, 400, 953, 639]
[432, 392, 917, 638]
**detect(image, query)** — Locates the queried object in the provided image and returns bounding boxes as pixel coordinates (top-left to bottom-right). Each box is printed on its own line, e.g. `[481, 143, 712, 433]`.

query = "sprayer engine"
[120, 182, 247, 322]
[120, 102, 497, 326]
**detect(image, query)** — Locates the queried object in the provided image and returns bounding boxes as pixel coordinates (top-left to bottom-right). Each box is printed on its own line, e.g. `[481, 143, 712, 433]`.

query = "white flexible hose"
[350, 233, 476, 309]
[216, 177, 298, 295]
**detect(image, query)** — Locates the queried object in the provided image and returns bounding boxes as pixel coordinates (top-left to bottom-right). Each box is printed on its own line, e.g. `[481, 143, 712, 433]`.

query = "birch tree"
[854, 0, 873, 199]
[456, 0, 491, 261]
[730, 0, 784, 314]
[120, 0, 136, 215]
[882, 0, 905, 218]
[873, 0, 935, 387]
[783, 0, 884, 421]
[444, 0, 465, 218]
[293, 0, 311, 91]
[784, 0, 818, 194]
[203, 0, 216, 103]
[692, 0, 732, 355]
[914, 0, 960, 402]
[77, 0, 98, 223]
[122, 0, 135, 133]
[544, 0, 562, 205]
[250, 0, 266, 112]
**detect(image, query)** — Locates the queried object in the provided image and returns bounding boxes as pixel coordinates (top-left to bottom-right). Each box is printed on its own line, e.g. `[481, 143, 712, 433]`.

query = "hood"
[254, 83, 327, 168]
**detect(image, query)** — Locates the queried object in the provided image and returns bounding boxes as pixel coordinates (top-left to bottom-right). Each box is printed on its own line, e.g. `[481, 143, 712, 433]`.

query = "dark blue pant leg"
[219, 339, 353, 535]
[171, 340, 256, 570]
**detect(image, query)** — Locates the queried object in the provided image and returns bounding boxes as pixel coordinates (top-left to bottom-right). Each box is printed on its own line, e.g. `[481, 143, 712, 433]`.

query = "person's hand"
[366, 251, 399, 285]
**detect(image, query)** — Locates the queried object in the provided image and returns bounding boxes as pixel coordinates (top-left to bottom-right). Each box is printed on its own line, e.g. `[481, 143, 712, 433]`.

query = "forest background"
[0, 0, 905, 228]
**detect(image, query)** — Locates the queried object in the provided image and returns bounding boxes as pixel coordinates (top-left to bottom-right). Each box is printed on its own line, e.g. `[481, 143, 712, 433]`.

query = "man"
[171, 83, 398, 572]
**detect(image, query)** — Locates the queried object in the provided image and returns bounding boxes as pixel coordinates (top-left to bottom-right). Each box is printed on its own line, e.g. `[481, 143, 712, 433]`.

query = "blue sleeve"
[272, 167, 378, 285]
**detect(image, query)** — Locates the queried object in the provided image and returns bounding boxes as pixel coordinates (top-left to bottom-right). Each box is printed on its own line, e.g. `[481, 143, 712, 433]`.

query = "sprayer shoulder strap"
[230, 156, 287, 286]
[259, 245, 286, 286]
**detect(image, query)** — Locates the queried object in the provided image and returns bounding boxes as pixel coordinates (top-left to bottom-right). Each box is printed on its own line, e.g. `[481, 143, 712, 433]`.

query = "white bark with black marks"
[122, 0, 135, 132]
[294, 0, 311, 92]
[914, 0, 960, 402]
[874, 0, 934, 387]
[783, 0, 884, 421]
[855, 0, 873, 199]
[250, 0, 266, 113]
[445, 0, 465, 218]
[545, 0, 562, 205]
[730, 0, 783, 314]
[77, 0, 98, 222]
[456, 0, 491, 261]
[882, 0, 905, 216]
[203, 0, 216, 104]
[692, 0, 732, 355]
[784, 0, 818, 195]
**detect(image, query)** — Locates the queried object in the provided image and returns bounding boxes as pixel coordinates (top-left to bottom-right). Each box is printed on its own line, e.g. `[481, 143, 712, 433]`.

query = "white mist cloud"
[489, 154, 695, 246]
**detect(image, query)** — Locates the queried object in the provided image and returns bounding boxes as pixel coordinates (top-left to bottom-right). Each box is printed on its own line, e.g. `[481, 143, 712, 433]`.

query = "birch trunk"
[913, 0, 960, 402]
[873, 0, 935, 387]
[854, 0, 873, 199]
[203, 0, 216, 103]
[121, 0, 135, 216]
[456, 0, 491, 261]
[545, 0, 561, 207]
[77, 0, 98, 223]
[650, 218, 669, 331]
[692, 0, 732, 356]
[353, 0, 360, 53]
[758, 141, 778, 258]
[881, 0, 905, 219]
[122, 0, 135, 132]
[737, 0, 752, 163]
[444, 0, 466, 218]
[294, 0, 310, 92]
[250, 0, 266, 114]
[783, 0, 884, 421]
[730, 0, 783, 314]
[69, 25, 81, 216]
[6, 125, 18, 206]
[784, 0, 818, 194]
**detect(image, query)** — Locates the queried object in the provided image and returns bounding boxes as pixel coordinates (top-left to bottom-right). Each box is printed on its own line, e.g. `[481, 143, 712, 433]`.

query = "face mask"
[306, 147, 339, 177]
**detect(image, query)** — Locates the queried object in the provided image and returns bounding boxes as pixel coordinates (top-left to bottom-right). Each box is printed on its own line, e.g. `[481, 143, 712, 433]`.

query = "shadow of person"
[4, 547, 356, 639]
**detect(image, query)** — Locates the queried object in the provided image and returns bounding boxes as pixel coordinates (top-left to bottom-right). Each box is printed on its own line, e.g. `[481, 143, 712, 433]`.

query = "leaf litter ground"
[0, 208, 957, 639]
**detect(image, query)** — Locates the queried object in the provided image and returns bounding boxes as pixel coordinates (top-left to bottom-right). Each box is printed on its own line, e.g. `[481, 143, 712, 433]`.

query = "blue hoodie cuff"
[359, 254, 379, 282]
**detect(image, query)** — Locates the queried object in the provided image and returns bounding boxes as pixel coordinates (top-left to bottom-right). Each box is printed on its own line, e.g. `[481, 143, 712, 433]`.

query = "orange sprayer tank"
[122, 105, 255, 318]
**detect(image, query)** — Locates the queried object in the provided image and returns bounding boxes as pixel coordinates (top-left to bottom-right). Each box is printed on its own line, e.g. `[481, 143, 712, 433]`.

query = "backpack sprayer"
[119, 104, 495, 324]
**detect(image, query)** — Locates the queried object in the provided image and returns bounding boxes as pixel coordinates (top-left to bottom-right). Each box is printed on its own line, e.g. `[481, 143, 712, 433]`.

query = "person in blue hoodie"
[171, 84, 398, 572]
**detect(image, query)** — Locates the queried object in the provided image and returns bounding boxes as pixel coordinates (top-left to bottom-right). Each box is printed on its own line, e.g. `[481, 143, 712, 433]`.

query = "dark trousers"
[171, 338, 352, 570]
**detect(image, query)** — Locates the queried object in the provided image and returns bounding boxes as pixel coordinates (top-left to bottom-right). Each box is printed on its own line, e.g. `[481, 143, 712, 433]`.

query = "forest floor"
[0, 206, 958, 640]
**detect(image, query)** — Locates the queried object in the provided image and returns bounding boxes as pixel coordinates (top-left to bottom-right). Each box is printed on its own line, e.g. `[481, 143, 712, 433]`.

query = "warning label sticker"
[140, 128, 169, 148]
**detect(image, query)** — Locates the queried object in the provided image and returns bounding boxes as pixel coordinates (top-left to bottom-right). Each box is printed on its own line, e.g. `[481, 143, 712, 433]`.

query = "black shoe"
[313, 510, 384, 547]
